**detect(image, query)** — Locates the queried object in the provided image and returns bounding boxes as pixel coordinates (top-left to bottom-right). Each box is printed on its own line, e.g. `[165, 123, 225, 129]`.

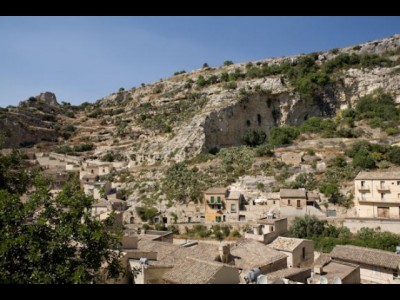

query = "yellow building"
[354, 171, 400, 219]
[204, 187, 228, 223]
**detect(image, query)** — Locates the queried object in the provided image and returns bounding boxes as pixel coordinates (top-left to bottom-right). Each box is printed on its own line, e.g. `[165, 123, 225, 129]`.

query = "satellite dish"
[333, 276, 342, 284]
[257, 275, 268, 284]
[319, 276, 328, 284]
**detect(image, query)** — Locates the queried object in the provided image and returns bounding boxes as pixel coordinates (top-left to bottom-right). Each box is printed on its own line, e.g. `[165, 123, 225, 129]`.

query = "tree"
[242, 128, 266, 147]
[0, 153, 123, 283]
[223, 60, 234, 66]
[202, 63, 209, 68]
[289, 215, 326, 238]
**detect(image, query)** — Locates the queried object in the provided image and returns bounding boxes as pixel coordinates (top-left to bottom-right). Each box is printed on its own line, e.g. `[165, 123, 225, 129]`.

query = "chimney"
[219, 245, 231, 264]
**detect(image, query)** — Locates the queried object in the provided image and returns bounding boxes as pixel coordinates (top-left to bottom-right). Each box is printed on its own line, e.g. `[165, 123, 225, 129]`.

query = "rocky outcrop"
[1, 92, 61, 148]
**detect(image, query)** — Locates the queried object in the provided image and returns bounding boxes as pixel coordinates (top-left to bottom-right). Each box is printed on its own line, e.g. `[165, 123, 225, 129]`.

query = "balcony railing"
[377, 185, 390, 192]
[358, 186, 370, 191]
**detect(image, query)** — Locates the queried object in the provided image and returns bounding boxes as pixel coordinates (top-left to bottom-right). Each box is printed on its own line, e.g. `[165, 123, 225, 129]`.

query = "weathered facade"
[354, 171, 400, 219]
[330, 245, 400, 284]
[268, 237, 314, 268]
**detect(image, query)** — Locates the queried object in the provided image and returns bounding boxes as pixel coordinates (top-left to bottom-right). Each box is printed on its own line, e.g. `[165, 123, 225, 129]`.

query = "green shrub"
[242, 128, 266, 147]
[268, 126, 300, 147]
[223, 60, 234, 66]
[174, 70, 186, 75]
[136, 206, 159, 222]
[223, 82, 237, 90]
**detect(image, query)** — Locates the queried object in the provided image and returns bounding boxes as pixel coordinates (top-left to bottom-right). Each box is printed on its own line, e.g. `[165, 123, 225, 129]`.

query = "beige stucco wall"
[359, 264, 398, 284]
[292, 240, 314, 268]
[342, 265, 361, 284]
[280, 198, 307, 208]
[355, 178, 400, 219]
[260, 257, 287, 274]
[343, 218, 400, 234]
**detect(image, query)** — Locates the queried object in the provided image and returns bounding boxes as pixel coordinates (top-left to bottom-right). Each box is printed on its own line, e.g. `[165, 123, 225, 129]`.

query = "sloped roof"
[330, 245, 400, 270]
[204, 187, 227, 194]
[226, 191, 242, 200]
[230, 239, 287, 271]
[268, 236, 306, 252]
[355, 171, 400, 180]
[162, 257, 237, 284]
[137, 240, 220, 267]
[266, 267, 311, 281]
[280, 188, 306, 198]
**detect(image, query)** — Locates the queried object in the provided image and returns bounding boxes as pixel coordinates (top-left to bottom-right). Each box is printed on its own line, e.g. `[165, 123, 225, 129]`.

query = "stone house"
[245, 217, 288, 244]
[229, 239, 288, 283]
[311, 253, 360, 284]
[329, 245, 400, 284]
[83, 181, 111, 200]
[204, 187, 245, 223]
[268, 236, 314, 268]
[354, 171, 400, 219]
[280, 188, 308, 208]
[92, 199, 111, 216]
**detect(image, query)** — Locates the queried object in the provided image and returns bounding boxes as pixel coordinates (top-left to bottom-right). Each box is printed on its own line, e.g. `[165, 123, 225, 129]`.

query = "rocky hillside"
[0, 92, 79, 148]
[65, 34, 399, 166]
[1, 34, 400, 164]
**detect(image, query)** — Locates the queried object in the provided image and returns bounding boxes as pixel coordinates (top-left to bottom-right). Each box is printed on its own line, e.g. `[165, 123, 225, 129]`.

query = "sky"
[0, 16, 399, 107]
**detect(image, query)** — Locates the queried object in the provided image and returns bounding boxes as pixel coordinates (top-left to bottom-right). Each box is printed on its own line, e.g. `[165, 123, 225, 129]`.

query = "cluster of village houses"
[23, 151, 400, 284]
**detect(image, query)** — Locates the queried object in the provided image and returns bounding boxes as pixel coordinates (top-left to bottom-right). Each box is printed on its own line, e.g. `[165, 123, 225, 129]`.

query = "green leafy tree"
[0, 176, 123, 283]
[242, 128, 266, 147]
[289, 215, 326, 238]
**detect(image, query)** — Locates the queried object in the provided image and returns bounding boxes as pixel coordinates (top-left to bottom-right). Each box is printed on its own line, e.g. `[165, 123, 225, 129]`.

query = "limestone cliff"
[86, 34, 399, 164]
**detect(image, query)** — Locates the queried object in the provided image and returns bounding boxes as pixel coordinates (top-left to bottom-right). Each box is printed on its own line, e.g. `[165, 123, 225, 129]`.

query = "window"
[216, 216, 221, 223]
[397, 181, 400, 186]
[210, 196, 214, 204]
[217, 196, 221, 203]
[273, 200, 276, 205]
[381, 193, 385, 200]
[361, 180, 365, 187]
[288, 199, 291, 206]
[302, 247, 306, 259]
[361, 192, 366, 200]
[231, 204, 236, 213]
[380, 181, 385, 189]
[217, 205, 221, 210]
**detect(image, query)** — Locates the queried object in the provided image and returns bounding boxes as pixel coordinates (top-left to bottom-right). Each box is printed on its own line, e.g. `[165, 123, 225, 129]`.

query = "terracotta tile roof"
[230, 239, 287, 271]
[355, 171, 400, 180]
[330, 245, 400, 270]
[204, 187, 227, 194]
[280, 188, 306, 198]
[268, 237, 306, 252]
[162, 257, 237, 284]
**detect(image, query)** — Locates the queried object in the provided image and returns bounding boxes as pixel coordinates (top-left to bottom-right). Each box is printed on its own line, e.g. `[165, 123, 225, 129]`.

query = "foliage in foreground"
[0, 152, 123, 283]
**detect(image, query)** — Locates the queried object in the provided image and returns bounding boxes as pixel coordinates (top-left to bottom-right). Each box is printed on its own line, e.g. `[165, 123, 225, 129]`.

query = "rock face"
[36, 92, 59, 107]
[2, 35, 400, 160]
[0, 92, 61, 148]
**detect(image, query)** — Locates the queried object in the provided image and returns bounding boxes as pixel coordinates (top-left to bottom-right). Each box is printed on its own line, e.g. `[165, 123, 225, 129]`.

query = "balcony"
[357, 186, 370, 192]
[377, 185, 390, 192]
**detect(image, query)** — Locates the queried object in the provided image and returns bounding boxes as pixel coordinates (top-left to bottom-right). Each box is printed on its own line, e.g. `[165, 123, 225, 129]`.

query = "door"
[377, 207, 389, 218]
[297, 200, 301, 208]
